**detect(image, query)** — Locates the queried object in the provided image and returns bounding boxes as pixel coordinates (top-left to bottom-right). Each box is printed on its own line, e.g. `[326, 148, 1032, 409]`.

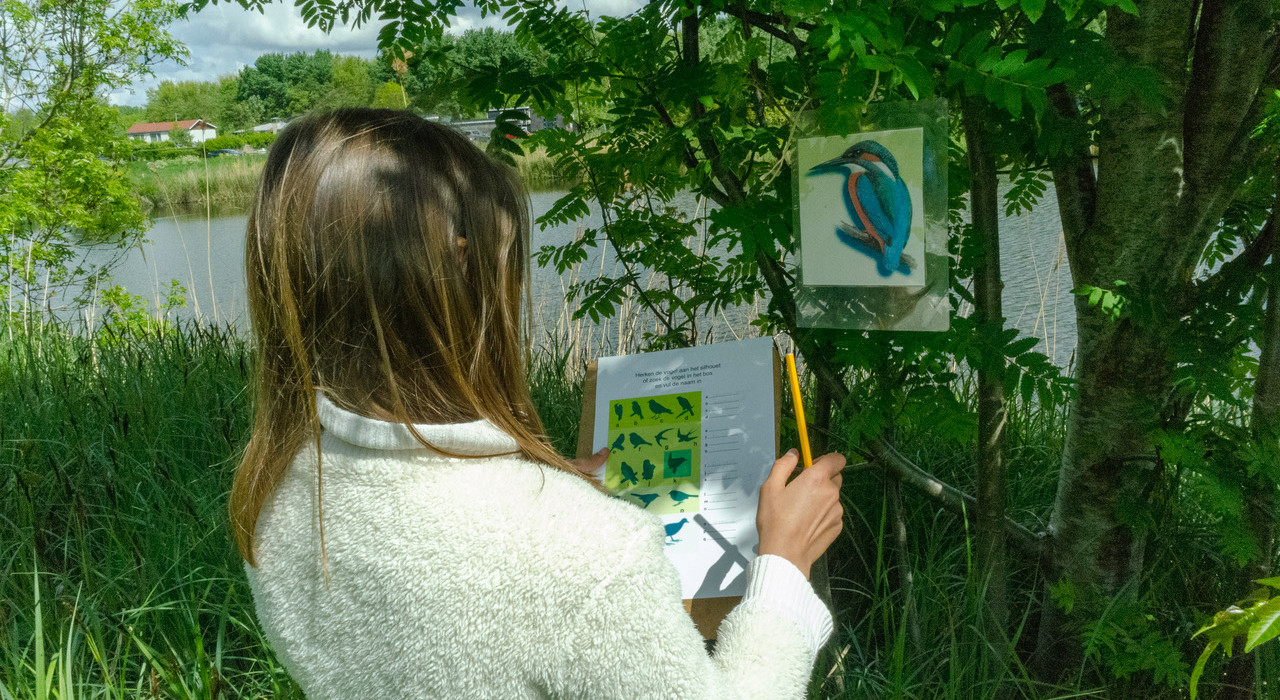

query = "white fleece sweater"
[245, 393, 833, 699]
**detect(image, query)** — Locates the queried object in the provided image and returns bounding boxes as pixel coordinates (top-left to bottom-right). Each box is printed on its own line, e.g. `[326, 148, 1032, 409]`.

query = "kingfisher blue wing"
[851, 174, 895, 248]
[847, 173, 912, 276]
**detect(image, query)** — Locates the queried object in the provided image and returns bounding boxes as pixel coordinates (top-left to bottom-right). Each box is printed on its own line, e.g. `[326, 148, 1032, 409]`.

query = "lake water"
[67, 187, 1078, 367]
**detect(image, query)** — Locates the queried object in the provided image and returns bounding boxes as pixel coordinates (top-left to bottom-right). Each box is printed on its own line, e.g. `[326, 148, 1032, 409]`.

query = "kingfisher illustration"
[807, 140, 914, 277]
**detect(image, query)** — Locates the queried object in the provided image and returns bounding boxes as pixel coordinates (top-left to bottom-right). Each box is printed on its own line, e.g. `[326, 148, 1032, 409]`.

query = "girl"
[231, 108, 846, 699]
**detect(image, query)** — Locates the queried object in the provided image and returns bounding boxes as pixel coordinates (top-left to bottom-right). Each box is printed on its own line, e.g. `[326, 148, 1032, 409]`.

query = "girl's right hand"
[756, 449, 845, 580]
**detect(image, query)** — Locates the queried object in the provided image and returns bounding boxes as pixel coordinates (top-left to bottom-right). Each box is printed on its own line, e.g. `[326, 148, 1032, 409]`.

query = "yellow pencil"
[784, 353, 813, 469]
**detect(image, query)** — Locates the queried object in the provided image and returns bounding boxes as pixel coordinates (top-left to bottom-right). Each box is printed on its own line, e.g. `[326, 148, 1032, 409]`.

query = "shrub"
[128, 141, 201, 160]
[202, 131, 278, 152]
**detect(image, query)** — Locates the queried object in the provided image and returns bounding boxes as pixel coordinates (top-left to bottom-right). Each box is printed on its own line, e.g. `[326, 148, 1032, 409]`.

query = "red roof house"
[126, 119, 217, 144]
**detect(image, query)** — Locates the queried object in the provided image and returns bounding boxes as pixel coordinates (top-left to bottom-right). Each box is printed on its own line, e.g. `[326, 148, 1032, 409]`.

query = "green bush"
[128, 140, 201, 161]
[203, 131, 278, 152]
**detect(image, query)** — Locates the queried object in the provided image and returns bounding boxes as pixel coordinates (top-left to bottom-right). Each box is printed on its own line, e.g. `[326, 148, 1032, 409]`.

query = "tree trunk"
[1219, 203, 1280, 700]
[963, 97, 1010, 648]
[1035, 0, 1197, 678]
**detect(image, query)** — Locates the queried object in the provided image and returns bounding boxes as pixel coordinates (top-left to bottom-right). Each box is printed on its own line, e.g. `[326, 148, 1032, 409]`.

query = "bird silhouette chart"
[797, 128, 926, 288]
[606, 391, 701, 515]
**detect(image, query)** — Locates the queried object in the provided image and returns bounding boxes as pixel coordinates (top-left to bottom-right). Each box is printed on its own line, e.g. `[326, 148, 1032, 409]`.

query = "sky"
[110, 0, 643, 107]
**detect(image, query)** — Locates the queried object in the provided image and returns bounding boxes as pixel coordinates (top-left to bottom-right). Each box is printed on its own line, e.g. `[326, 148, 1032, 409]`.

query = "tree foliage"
[0, 0, 183, 305]
[144, 79, 222, 122]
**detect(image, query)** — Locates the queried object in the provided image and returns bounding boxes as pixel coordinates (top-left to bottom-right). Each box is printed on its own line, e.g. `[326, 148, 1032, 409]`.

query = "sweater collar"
[315, 392, 521, 455]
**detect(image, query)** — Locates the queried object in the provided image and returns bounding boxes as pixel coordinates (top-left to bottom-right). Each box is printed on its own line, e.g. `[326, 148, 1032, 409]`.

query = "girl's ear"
[455, 235, 467, 268]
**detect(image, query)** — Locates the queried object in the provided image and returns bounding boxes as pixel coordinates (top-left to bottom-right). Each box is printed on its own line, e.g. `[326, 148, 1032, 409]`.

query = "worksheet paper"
[590, 337, 776, 599]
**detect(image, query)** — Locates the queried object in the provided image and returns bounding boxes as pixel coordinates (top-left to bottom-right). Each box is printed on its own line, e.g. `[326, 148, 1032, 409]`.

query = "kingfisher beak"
[807, 155, 851, 175]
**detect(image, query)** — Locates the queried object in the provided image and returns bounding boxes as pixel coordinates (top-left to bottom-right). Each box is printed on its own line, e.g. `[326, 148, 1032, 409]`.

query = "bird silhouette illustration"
[676, 428, 696, 443]
[610, 433, 626, 452]
[676, 395, 695, 418]
[630, 401, 644, 420]
[628, 432, 653, 448]
[619, 462, 639, 486]
[647, 399, 674, 417]
[613, 403, 623, 423]
[631, 492, 660, 509]
[807, 140, 914, 277]
[641, 458, 658, 481]
[669, 489, 696, 505]
[654, 428, 672, 449]
[664, 518, 690, 544]
[665, 455, 689, 478]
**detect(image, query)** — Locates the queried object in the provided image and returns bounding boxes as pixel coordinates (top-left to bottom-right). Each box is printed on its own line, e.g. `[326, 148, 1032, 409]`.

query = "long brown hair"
[231, 108, 600, 565]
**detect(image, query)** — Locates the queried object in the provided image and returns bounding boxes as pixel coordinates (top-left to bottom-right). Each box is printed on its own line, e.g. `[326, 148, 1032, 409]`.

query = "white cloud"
[110, 0, 643, 106]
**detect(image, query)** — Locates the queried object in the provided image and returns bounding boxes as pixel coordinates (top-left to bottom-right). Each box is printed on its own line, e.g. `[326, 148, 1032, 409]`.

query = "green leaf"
[1020, 0, 1046, 22]
[1245, 597, 1280, 652]
[1256, 576, 1280, 589]
[1189, 639, 1219, 700]
[1113, 0, 1140, 14]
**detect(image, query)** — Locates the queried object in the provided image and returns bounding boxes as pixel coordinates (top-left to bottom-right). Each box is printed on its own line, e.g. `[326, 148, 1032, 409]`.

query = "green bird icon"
[630, 401, 644, 420]
[613, 404, 623, 423]
[642, 459, 658, 481]
[676, 428, 696, 443]
[665, 455, 688, 478]
[669, 489, 696, 505]
[648, 399, 674, 417]
[654, 428, 672, 449]
[628, 432, 653, 448]
[632, 492, 660, 509]
[610, 433, 626, 452]
[620, 462, 639, 486]
[676, 395, 695, 418]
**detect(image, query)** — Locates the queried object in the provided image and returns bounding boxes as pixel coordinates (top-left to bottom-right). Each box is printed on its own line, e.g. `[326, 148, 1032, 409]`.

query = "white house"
[126, 119, 217, 144]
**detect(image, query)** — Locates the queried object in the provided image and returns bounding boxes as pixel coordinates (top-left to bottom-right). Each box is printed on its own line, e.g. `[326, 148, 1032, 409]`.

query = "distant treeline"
[114, 28, 549, 134]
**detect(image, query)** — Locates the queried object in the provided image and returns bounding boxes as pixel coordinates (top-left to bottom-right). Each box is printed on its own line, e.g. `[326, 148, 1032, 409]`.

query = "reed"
[127, 146, 565, 216]
[1, 316, 1271, 698]
[512, 145, 572, 190]
[129, 156, 267, 212]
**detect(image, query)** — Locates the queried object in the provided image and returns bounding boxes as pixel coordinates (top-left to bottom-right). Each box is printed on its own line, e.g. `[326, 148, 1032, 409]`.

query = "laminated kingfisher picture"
[797, 128, 927, 288]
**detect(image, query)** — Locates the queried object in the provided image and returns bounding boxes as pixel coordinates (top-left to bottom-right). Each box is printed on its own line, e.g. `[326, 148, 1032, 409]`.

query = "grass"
[0, 317, 1274, 698]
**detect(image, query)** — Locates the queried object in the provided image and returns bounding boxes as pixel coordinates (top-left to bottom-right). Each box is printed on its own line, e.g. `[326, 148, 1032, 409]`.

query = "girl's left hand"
[570, 448, 609, 475]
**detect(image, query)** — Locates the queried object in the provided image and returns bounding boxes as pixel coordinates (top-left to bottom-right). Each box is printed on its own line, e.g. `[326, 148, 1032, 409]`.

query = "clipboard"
[575, 348, 782, 639]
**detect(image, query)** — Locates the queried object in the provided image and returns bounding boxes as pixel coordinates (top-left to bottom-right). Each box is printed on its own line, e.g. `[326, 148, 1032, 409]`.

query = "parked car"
[205, 148, 243, 158]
